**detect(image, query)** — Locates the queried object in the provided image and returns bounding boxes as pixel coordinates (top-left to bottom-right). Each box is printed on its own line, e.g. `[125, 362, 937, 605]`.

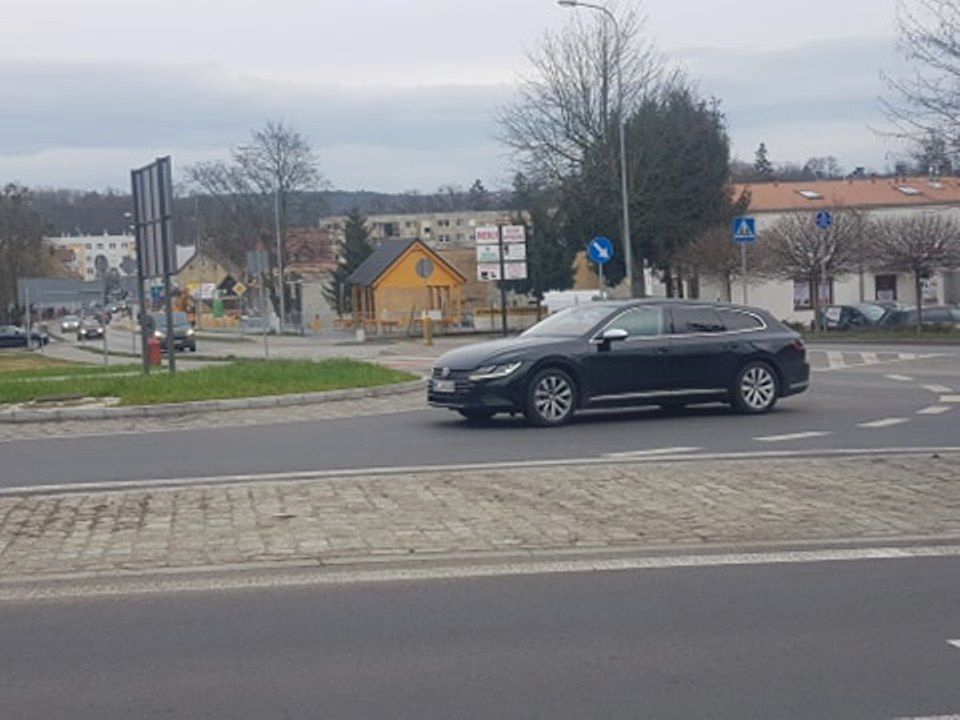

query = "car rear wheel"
[732, 361, 779, 414]
[524, 368, 577, 427]
[458, 409, 496, 421]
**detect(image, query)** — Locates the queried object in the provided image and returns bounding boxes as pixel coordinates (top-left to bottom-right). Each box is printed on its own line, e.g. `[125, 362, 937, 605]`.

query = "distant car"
[150, 312, 197, 352]
[60, 315, 81, 332]
[77, 318, 105, 341]
[0, 325, 49, 349]
[817, 303, 890, 331]
[880, 305, 960, 329]
[428, 300, 810, 426]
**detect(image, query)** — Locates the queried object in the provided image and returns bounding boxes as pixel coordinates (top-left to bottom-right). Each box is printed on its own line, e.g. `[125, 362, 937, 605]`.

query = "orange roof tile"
[733, 176, 960, 213]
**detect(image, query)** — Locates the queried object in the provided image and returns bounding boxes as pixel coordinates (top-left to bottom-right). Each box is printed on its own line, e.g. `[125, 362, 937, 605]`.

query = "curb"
[0, 379, 427, 424]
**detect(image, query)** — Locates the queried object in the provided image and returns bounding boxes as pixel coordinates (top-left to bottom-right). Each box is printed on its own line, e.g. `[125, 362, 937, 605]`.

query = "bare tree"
[883, 0, 960, 147]
[757, 211, 869, 325]
[499, 1, 667, 181]
[869, 213, 960, 328]
[186, 121, 324, 316]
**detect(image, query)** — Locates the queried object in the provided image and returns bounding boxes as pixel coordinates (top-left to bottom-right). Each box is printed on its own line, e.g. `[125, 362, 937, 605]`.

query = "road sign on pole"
[476, 225, 528, 335]
[588, 236, 614, 299]
[815, 211, 833, 230]
[732, 217, 756, 305]
[131, 156, 176, 374]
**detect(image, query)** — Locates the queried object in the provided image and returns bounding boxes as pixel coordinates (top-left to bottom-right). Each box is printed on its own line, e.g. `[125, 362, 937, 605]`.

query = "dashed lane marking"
[887, 374, 914, 382]
[813, 351, 944, 372]
[918, 406, 953, 416]
[949, 640, 960, 651]
[925, 385, 954, 394]
[604, 447, 701, 459]
[858, 417, 911, 429]
[754, 431, 832, 443]
[941, 396, 960, 404]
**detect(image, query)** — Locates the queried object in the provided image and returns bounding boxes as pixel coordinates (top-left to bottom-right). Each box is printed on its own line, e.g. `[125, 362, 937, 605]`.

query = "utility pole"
[275, 187, 285, 332]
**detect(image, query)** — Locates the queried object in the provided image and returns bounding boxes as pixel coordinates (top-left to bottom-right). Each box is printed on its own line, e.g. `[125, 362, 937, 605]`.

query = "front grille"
[431, 367, 470, 380]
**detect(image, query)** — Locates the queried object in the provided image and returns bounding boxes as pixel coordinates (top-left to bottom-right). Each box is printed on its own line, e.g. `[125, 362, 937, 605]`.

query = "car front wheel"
[524, 367, 577, 427]
[732, 361, 779, 414]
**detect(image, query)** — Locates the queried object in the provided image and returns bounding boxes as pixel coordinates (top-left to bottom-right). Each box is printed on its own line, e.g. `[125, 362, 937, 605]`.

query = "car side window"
[671, 307, 725, 334]
[607, 307, 664, 337]
[717, 309, 764, 331]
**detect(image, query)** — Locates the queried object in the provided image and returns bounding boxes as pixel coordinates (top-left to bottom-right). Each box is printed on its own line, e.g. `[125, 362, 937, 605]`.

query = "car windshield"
[152, 312, 190, 328]
[854, 304, 887, 322]
[522, 305, 614, 337]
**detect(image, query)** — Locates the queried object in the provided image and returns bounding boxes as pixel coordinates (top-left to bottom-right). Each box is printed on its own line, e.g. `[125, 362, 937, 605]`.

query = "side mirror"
[594, 328, 629, 346]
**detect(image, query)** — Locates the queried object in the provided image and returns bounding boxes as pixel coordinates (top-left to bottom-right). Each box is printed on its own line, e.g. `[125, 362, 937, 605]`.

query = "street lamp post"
[557, 0, 641, 297]
[274, 187, 286, 332]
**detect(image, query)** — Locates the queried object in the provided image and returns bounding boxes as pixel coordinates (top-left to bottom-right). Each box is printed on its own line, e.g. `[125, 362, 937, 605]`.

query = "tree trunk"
[663, 267, 675, 298]
[810, 274, 821, 332]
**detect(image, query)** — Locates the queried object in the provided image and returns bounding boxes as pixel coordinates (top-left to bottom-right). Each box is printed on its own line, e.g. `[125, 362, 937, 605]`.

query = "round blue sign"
[588, 236, 614, 266]
[815, 211, 833, 230]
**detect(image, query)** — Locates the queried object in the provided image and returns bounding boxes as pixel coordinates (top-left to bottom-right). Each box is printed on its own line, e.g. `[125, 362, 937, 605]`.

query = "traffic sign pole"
[741, 243, 748, 305]
[498, 225, 508, 337]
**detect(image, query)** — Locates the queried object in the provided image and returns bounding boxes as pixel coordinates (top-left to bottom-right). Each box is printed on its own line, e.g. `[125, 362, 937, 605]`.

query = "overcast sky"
[0, 0, 912, 193]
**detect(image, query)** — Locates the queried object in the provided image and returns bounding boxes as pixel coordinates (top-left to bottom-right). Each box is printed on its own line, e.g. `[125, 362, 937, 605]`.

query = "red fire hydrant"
[147, 336, 162, 366]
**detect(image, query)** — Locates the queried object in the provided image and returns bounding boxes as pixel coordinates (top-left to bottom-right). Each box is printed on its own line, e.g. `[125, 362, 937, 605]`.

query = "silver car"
[60, 315, 81, 332]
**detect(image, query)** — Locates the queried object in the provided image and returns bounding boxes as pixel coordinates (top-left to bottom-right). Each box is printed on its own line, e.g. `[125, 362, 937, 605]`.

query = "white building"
[46, 233, 137, 281]
[699, 176, 960, 323]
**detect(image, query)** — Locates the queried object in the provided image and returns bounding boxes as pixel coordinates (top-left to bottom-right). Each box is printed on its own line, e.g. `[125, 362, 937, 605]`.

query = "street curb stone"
[0, 379, 426, 424]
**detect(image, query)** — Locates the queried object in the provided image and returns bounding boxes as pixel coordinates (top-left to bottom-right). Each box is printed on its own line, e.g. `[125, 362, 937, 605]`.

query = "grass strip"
[0, 359, 415, 406]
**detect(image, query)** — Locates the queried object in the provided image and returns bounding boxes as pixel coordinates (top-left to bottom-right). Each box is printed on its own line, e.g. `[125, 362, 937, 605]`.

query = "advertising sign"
[476, 244, 501, 263]
[477, 263, 502, 281]
[475, 226, 500, 244]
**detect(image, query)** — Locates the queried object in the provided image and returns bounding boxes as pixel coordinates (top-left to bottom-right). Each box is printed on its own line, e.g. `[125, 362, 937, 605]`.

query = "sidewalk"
[1, 453, 957, 581]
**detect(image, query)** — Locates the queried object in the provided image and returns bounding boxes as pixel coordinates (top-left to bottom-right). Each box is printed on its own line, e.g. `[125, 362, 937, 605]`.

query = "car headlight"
[186, 328, 195, 336]
[469, 361, 522, 381]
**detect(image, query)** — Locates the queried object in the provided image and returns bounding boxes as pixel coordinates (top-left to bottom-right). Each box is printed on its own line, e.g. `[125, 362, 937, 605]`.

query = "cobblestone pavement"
[0, 389, 426, 441]
[1, 453, 957, 580]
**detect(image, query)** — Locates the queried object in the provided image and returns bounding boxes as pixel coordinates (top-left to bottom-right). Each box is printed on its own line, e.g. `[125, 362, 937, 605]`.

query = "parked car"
[77, 318, 105, 341]
[428, 300, 810, 426]
[0, 325, 49, 349]
[60, 315, 81, 333]
[879, 305, 960, 330]
[149, 312, 197, 352]
[817, 303, 890, 331]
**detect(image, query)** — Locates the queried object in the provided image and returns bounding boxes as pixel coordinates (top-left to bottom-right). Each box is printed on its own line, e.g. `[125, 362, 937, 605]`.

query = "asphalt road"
[2, 347, 958, 490]
[2, 556, 960, 719]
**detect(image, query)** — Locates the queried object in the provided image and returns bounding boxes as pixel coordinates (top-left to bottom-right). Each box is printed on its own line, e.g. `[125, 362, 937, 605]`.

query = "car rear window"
[717, 309, 764, 331]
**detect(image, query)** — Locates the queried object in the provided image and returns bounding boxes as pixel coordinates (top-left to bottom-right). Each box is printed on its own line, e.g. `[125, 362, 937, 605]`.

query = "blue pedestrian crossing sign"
[588, 236, 614, 265]
[815, 211, 833, 230]
[732, 217, 756, 244]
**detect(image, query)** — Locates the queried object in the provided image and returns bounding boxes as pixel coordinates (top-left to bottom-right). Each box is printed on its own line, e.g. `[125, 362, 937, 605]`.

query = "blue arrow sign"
[732, 216, 756, 244]
[815, 211, 833, 230]
[588, 236, 614, 265]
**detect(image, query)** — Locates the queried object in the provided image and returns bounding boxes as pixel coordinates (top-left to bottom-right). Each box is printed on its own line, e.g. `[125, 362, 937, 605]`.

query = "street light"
[557, 0, 641, 297]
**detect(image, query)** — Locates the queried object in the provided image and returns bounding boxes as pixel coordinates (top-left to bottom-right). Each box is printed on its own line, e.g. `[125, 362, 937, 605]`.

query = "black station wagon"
[428, 300, 810, 426]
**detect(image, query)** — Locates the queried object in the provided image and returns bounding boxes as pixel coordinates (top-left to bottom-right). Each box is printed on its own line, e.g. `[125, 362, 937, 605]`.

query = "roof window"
[796, 190, 823, 200]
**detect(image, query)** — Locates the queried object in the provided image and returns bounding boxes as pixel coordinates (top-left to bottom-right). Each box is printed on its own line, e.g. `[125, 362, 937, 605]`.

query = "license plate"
[433, 379, 455, 393]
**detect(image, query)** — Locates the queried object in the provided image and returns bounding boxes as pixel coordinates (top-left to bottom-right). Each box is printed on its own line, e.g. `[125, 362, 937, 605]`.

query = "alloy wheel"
[533, 373, 574, 423]
[739, 365, 776, 412]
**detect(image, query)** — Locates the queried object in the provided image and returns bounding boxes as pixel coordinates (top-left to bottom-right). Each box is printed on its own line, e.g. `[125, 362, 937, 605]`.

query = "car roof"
[588, 299, 768, 313]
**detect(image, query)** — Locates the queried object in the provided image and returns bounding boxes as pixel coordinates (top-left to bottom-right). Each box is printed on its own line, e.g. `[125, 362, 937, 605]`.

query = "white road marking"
[861, 351, 879, 365]
[887, 374, 914, 382]
[6, 542, 960, 601]
[4, 446, 959, 498]
[941, 396, 960, 404]
[918, 406, 953, 416]
[603, 447, 701, 458]
[949, 639, 960, 651]
[857, 417, 911, 429]
[925, 385, 954, 394]
[896, 715, 960, 719]
[754, 431, 832, 443]
[826, 351, 845, 369]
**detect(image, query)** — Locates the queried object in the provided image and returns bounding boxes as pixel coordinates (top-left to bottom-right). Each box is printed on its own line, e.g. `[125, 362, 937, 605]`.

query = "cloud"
[0, 34, 913, 191]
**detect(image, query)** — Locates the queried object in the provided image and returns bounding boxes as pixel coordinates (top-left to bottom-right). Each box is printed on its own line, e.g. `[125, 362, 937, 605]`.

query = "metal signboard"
[475, 226, 500, 244]
[477, 263, 502, 281]
[476, 244, 501, 263]
[732, 217, 756, 244]
[501, 225, 526, 244]
[131, 157, 175, 279]
[504, 262, 528, 280]
[815, 211, 833, 230]
[588, 236, 614, 265]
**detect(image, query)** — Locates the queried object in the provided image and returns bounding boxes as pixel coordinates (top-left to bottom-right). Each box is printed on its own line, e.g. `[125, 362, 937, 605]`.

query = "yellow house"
[347, 238, 466, 332]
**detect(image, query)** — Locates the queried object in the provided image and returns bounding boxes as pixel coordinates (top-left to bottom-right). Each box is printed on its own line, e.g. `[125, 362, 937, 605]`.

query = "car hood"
[434, 336, 571, 371]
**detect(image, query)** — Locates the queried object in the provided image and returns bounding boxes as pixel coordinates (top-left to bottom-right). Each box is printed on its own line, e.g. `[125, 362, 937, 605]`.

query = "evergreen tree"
[323, 208, 373, 316]
[754, 142, 774, 179]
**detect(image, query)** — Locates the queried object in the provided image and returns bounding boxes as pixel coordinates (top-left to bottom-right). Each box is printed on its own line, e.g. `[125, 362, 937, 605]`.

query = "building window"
[875, 274, 897, 302]
[438, 234, 450, 243]
[109, 243, 116, 250]
[85, 243, 92, 250]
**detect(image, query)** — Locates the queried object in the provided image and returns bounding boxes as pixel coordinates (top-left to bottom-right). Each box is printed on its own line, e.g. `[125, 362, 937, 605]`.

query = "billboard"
[130, 157, 175, 279]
